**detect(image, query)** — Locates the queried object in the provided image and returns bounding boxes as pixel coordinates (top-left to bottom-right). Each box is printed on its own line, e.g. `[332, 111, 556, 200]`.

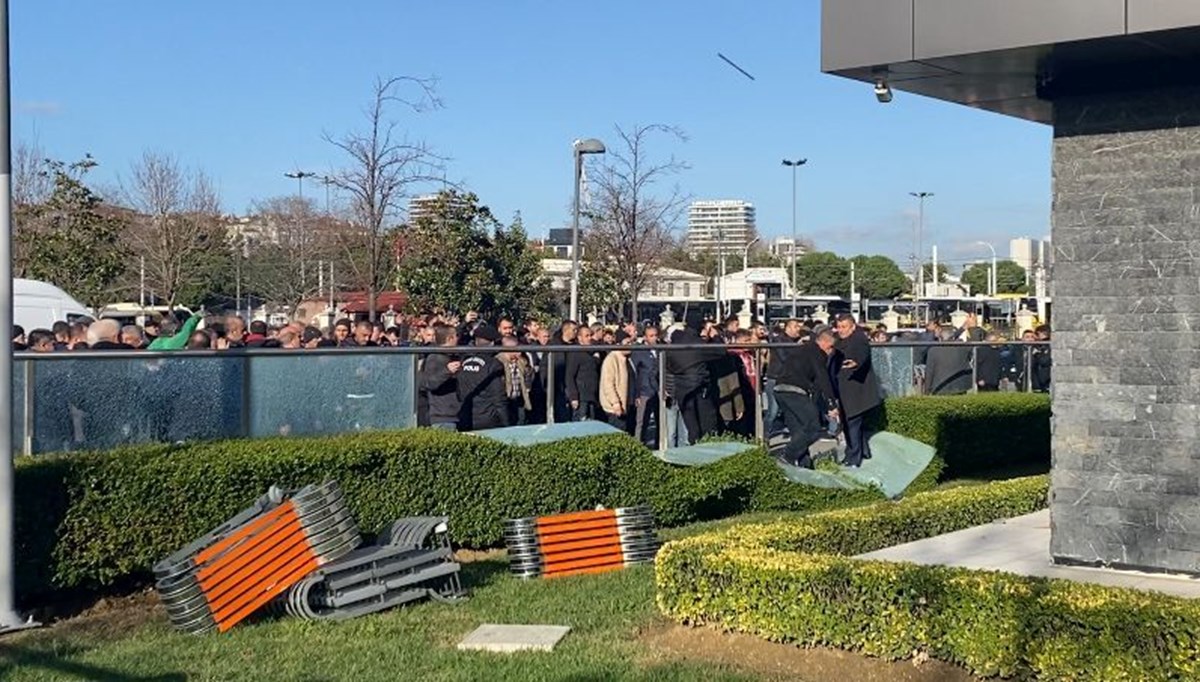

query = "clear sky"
[13, 0, 1051, 269]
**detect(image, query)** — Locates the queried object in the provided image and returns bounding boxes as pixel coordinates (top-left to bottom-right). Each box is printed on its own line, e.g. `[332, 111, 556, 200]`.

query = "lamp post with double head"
[782, 159, 807, 318]
[285, 170, 318, 291]
[570, 138, 605, 322]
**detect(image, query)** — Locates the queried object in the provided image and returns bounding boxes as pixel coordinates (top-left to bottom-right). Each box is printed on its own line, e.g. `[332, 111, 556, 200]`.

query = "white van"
[98, 302, 195, 328]
[13, 279, 92, 331]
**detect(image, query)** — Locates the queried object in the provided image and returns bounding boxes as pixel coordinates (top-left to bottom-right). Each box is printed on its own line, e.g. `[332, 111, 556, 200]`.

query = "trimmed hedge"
[13, 392, 1049, 604]
[876, 392, 1050, 481]
[14, 430, 880, 603]
[657, 476, 1200, 680]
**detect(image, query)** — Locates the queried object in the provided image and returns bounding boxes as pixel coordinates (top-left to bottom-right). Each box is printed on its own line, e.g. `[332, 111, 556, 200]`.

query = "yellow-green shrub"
[657, 477, 1200, 680]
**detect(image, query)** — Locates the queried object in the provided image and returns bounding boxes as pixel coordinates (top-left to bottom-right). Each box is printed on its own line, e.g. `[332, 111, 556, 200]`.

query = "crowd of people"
[12, 309, 1050, 470]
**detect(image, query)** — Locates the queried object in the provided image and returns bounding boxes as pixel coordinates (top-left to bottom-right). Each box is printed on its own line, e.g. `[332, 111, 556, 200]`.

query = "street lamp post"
[910, 191, 934, 298]
[285, 170, 317, 292]
[0, 0, 35, 634]
[976, 240, 998, 296]
[742, 236, 760, 320]
[782, 159, 807, 318]
[569, 138, 605, 322]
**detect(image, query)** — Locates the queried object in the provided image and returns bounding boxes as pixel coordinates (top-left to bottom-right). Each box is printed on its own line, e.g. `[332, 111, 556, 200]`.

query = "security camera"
[874, 80, 893, 104]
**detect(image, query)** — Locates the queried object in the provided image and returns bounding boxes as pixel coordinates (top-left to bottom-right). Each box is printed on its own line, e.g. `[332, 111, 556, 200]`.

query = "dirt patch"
[7, 589, 165, 645]
[642, 624, 981, 682]
[454, 547, 507, 563]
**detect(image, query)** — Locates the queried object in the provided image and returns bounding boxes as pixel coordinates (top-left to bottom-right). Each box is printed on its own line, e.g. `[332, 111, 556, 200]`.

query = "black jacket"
[776, 339, 838, 410]
[975, 344, 1003, 389]
[419, 352, 461, 425]
[565, 347, 601, 404]
[632, 347, 659, 400]
[834, 329, 882, 418]
[925, 344, 974, 395]
[457, 353, 508, 430]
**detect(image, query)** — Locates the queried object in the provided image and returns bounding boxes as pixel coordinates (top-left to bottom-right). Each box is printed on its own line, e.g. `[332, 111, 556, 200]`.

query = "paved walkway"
[859, 510, 1200, 598]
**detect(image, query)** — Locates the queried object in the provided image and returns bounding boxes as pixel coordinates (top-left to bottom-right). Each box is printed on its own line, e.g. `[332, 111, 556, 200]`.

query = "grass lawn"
[0, 462, 1045, 682]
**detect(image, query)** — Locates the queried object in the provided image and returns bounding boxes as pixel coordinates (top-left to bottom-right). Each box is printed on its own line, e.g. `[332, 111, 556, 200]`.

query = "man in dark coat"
[974, 332, 1004, 392]
[631, 324, 661, 447]
[833, 314, 883, 468]
[419, 324, 462, 430]
[665, 327, 726, 444]
[456, 324, 508, 431]
[925, 327, 974, 395]
[773, 324, 840, 469]
[565, 325, 602, 421]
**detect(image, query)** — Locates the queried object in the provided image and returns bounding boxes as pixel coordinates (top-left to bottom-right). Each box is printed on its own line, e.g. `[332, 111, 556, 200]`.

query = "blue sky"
[13, 0, 1051, 269]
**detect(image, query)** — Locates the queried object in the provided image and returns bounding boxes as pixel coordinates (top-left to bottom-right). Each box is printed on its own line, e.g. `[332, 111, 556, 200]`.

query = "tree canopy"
[397, 190, 553, 321]
[962, 259, 1028, 295]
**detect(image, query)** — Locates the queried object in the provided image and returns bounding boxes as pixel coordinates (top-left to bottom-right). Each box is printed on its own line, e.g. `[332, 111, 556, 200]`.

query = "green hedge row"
[876, 392, 1050, 481]
[657, 476, 1200, 680]
[14, 430, 880, 603]
[13, 392, 1049, 604]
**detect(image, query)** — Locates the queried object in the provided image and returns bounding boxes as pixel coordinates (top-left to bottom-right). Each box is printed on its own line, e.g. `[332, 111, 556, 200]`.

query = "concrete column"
[1050, 86, 1200, 574]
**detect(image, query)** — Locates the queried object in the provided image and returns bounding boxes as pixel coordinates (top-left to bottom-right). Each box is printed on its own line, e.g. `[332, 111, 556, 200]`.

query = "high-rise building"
[686, 200, 757, 256]
[407, 192, 470, 226]
[768, 236, 808, 264]
[1009, 237, 1040, 273]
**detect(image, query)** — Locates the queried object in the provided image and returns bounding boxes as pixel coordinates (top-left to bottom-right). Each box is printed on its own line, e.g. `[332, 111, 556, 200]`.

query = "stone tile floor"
[859, 510, 1200, 598]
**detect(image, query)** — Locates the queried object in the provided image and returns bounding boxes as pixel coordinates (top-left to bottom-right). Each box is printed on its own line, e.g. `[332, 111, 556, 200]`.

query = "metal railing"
[11, 341, 1050, 456]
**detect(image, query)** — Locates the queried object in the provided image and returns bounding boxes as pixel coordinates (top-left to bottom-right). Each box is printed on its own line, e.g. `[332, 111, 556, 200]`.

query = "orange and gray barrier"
[154, 481, 360, 634]
[503, 505, 660, 579]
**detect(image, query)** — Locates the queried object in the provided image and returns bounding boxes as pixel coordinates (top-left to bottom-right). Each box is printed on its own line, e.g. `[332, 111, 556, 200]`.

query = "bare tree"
[241, 195, 328, 316]
[585, 124, 689, 322]
[12, 140, 56, 276]
[324, 76, 444, 321]
[121, 151, 224, 309]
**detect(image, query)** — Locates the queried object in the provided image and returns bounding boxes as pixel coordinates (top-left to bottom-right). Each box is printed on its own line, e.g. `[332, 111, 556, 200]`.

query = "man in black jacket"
[565, 325, 602, 421]
[419, 325, 462, 430]
[457, 324, 508, 431]
[773, 325, 839, 469]
[631, 325, 661, 446]
[834, 314, 883, 468]
[975, 332, 1004, 392]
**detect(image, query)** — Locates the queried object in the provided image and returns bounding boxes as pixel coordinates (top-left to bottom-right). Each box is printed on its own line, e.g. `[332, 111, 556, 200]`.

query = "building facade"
[686, 201, 757, 256]
[823, 0, 1200, 576]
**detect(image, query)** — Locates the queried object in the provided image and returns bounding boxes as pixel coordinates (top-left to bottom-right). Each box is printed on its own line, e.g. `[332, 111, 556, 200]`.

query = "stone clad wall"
[1050, 86, 1200, 573]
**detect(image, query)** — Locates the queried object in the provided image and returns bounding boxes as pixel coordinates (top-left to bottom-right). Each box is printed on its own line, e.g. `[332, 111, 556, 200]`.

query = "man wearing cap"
[457, 324, 508, 430]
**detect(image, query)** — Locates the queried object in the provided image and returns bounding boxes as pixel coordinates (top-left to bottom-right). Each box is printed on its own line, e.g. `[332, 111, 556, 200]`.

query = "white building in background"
[768, 236, 808, 264]
[686, 200, 757, 256]
[407, 192, 469, 225]
[539, 259, 708, 303]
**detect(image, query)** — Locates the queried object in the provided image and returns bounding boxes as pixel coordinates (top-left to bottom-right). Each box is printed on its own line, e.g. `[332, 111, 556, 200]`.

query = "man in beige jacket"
[600, 330, 635, 433]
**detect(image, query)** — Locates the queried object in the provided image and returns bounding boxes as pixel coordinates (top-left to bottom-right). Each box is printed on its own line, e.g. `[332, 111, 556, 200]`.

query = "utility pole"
[910, 191, 933, 297]
[285, 170, 317, 292]
[782, 159, 807, 318]
[849, 258, 857, 322]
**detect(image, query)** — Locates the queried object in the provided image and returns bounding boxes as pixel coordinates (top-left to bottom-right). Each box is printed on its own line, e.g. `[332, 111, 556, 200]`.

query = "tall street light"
[742, 236, 760, 320]
[286, 170, 318, 291]
[0, 0, 35, 635]
[976, 240, 998, 297]
[910, 191, 934, 298]
[782, 159, 807, 318]
[570, 138, 605, 322]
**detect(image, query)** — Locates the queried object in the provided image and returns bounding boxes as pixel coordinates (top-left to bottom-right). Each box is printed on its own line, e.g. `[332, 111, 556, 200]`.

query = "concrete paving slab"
[859, 511, 1200, 598]
[458, 624, 571, 653]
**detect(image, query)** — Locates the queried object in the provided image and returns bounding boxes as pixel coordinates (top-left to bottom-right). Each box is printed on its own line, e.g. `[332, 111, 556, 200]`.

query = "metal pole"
[21, 361, 31, 456]
[657, 346, 668, 452]
[790, 164, 798, 318]
[753, 349, 764, 442]
[916, 194, 925, 296]
[569, 152, 583, 322]
[971, 345, 978, 393]
[545, 352, 556, 425]
[0, 0, 35, 631]
[992, 253, 998, 297]
[139, 256, 146, 308]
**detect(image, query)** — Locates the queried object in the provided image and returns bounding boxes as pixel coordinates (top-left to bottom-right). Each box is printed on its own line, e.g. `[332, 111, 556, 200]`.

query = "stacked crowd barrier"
[278, 516, 466, 621]
[154, 481, 360, 634]
[504, 506, 660, 579]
